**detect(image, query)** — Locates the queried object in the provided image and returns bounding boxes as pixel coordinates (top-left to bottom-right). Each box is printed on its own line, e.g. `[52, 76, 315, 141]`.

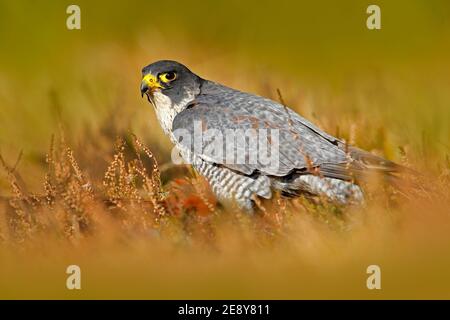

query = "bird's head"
[140, 60, 201, 111]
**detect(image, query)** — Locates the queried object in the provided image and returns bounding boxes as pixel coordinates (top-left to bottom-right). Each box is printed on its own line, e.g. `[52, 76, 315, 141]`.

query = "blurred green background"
[1, 0, 450, 300]
[0, 0, 449, 188]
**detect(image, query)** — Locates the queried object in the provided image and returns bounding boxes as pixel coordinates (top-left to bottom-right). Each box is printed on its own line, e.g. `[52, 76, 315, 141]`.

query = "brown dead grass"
[0, 126, 449, 299]
[1, 74, 450, 298]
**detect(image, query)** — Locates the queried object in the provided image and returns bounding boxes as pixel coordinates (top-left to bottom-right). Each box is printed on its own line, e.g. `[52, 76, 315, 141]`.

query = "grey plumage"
[140, 60, 401, 211]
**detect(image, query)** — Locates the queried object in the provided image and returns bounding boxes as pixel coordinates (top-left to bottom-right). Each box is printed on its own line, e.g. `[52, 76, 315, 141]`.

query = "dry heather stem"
[0, 128, 448, 250]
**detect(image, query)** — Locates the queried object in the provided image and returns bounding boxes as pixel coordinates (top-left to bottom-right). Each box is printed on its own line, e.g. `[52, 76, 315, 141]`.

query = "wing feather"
[172, 82, 349, 177]
[172, 82, 405, 181]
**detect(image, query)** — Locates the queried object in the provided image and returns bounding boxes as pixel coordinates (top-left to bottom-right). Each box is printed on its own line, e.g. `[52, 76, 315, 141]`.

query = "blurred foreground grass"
[0, 0, 450, 299]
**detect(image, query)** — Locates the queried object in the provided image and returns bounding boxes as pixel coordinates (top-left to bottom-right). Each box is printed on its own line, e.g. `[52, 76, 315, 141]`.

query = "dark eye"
[159, 71, 177, 83]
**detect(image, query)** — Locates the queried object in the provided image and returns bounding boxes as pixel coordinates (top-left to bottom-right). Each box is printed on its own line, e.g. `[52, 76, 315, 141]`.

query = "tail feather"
[270, 146, 420, 204]
[319, 147, 417, 183]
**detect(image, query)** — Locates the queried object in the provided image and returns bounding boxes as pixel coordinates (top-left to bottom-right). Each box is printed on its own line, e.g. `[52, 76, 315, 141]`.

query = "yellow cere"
[142, 74, 163, 90]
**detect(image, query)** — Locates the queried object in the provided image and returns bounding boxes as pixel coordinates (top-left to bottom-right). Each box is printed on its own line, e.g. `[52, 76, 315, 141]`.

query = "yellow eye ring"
[159, 72, 177, 83]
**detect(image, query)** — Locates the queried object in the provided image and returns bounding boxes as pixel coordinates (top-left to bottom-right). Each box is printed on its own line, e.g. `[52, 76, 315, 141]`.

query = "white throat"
[151, 90, 196, 140]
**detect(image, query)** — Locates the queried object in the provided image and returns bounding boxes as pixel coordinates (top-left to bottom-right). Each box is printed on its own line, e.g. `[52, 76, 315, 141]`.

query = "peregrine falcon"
[140, 60, 402, 210]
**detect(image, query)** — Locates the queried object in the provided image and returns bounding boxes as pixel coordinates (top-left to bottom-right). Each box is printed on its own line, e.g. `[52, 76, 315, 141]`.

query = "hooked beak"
[140, 73, 163, 97]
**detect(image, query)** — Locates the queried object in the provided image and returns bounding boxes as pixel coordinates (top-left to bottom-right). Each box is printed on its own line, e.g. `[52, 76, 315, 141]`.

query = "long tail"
[319, 146, 417, 182]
